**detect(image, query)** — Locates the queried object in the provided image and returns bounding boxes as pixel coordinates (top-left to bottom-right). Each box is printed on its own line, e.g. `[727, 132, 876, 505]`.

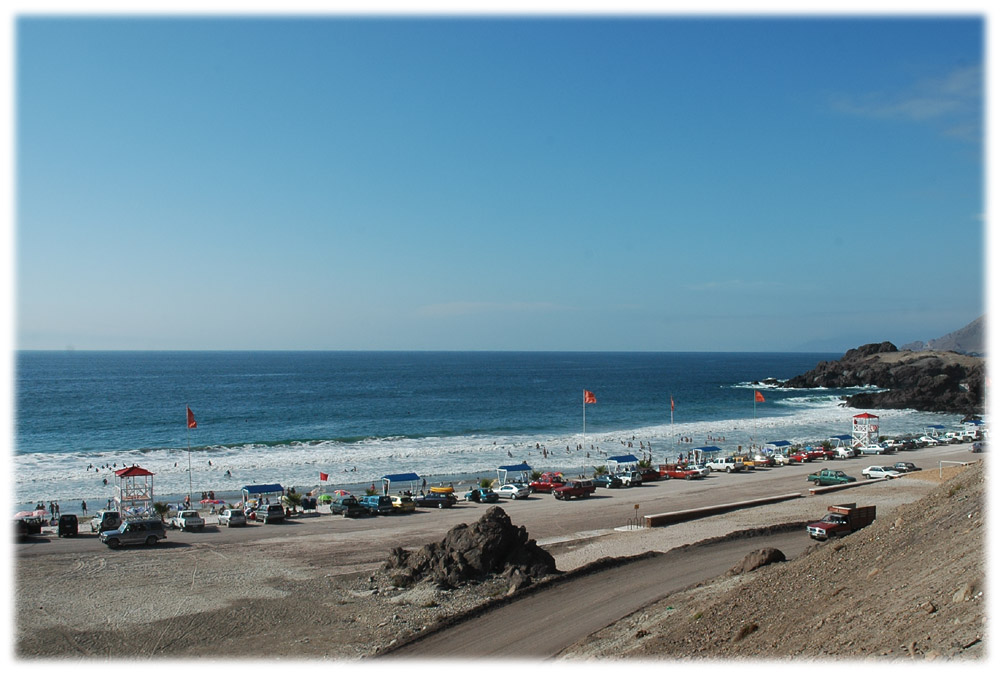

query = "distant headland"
[778, 341, 985, 416]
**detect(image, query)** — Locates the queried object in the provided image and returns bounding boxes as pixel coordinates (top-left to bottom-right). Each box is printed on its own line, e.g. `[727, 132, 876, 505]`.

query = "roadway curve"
[387, 529, 811, 658]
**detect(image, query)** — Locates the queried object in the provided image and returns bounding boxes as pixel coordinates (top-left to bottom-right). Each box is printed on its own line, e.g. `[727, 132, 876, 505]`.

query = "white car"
[862, 465, 900, 480]
[217, 508, 247, 527]
[858, 445, 884, 455]
[833, 447, 855, 459]
[688, 463, 711, 477]
[496, 483, 530, 500]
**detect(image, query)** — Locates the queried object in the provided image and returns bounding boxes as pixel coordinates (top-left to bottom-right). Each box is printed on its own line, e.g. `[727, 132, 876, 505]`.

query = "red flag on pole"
[186, 406, 197, 429]
[670, 396, 675, 411]
[754, 390, 765, 403]
[584, 390, 596, 404]
[319, 472, 329, 481]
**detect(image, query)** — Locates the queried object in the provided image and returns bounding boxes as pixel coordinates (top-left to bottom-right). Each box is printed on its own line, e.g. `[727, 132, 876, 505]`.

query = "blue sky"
[14, 15, 985, 351]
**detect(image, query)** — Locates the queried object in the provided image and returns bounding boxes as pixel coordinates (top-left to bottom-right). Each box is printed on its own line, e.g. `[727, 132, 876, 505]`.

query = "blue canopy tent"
[606, 454, 639, 472]
[382, 472, 421, 495]
[497, 462, 532, 486]
[241, 483, 284, 506]
[691, 446, 723, 462]
[763, 440, 792, 454]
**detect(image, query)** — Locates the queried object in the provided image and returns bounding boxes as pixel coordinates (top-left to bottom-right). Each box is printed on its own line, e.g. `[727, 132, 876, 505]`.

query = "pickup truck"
[529, 471, 566, 493]
[170, 509, 206, 531]
[616, 471, 643, 487]
[658, 463, 702, 480]
[806, 503, 876, 540]
[705, 456, 745, 473]
[553, 480, 596, 500]
[806, 469, 856, 486]
[329, 495, 367, 518]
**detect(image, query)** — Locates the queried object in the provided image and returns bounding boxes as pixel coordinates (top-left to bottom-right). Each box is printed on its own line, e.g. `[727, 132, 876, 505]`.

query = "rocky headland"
[780, 342, 985, 415]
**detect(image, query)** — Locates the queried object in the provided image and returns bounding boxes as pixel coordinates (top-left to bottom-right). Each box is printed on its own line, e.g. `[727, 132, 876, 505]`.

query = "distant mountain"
[900, 315, 985, 356]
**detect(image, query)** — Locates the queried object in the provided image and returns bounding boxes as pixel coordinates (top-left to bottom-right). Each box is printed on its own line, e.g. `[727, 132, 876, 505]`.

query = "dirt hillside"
[559, 461, 986, 661]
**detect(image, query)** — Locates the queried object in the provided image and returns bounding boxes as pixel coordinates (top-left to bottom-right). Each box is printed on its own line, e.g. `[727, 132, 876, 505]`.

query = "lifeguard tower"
[852, 412, 880, 448]
[113, 465, 155, 517]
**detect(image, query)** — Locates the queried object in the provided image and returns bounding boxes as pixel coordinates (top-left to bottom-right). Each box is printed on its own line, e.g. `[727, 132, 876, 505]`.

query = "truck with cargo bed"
[658, 463, 702, 480]
[806, 503, 876, 540]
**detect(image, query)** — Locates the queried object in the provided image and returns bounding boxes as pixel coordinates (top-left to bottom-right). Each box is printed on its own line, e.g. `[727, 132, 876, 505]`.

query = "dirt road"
[388, 530, 809, 658]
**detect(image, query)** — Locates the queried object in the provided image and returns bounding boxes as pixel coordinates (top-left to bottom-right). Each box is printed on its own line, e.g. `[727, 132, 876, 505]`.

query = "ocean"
[14, 350, 960, 513]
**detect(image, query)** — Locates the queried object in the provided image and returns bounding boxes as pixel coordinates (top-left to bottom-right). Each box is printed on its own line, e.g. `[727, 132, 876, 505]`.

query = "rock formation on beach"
[782, 342, 985, 415]
[383, 506, 558, 590]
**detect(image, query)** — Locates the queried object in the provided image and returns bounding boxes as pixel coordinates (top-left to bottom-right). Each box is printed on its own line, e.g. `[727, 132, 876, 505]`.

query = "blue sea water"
[14, 351, 960, 511]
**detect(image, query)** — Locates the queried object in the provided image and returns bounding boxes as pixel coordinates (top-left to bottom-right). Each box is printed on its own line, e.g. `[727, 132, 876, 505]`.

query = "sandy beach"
[13, 441, 981, 659]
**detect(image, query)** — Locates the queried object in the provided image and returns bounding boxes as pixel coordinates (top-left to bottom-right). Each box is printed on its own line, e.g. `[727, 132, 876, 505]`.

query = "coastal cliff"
[782, 342, 985, 415]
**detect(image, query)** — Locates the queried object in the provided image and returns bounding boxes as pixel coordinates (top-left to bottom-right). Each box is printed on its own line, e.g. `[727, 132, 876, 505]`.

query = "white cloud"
[830, 65, 981, 138]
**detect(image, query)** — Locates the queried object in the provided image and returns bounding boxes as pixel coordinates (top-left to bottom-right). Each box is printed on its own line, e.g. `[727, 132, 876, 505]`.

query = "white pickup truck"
[170, 509, 205, 531]
[705, 456, 745, 473]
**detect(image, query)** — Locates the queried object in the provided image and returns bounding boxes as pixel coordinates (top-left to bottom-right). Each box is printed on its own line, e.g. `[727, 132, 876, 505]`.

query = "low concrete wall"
[643, 492, 803, 527]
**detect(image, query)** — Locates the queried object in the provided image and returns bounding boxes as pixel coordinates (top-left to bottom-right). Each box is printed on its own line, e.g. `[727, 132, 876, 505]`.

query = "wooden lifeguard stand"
[851, 412, 880, 448]
[113, 465, 155, 517]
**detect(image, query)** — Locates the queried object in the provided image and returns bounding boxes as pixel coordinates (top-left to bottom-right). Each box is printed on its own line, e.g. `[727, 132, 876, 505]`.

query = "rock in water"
[383, 506, 558, 589]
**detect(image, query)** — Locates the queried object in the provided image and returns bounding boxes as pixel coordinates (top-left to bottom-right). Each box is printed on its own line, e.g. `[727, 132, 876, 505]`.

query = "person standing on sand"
[81, 500, 87, 515]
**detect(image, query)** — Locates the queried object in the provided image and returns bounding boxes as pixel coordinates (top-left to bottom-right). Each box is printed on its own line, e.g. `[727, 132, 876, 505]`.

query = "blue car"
[463, 487, 500, 503]
[358, 494, 394, 515]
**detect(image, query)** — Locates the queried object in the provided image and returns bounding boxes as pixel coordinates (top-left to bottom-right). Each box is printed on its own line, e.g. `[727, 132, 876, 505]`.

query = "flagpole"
[186, 406, 193, 504]
[582, 389, 587, 452]
[753, 391, 757, 450]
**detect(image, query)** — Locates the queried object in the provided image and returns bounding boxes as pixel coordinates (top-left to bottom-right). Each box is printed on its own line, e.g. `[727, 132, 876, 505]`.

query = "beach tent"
[926, 424, 947, 436]
[382, 472, 421, 495]
[762, 440, 792, 454]
[241, 483, 284, 505]
[606, 454, 640, 472]
[497, 462, 532, 486]
[827, 434, 853, 449]
[691, 446, 723, 462]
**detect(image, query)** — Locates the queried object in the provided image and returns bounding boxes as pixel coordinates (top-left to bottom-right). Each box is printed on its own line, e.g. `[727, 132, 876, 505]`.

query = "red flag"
[670, 396, 675, 411]
[319, 472, 329, 481]
[754, 390, 765, 403]
[186, 406, 197, 429]
[584, 390, 596, 404]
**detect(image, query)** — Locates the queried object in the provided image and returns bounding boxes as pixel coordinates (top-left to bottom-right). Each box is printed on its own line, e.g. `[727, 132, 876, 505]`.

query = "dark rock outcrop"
[782, 343, 985, 415]
[728, 548, 786, 575]
[383, 506, 558, 589]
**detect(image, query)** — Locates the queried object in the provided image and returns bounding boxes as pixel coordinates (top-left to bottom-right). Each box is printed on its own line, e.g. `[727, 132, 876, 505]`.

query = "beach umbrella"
[317, 494, 332, 503]
[331, 489, 351, 497]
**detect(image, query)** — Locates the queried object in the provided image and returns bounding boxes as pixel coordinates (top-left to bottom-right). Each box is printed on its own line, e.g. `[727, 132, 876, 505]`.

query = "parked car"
[170, 509, 206, 531]
[528, 472, 566, 493]
[495, 483, 530, 500]
[553, 480, 596, 500]
[593, 474, 624, 489]
[217, 508, 247, 527]
[99, 518, 167, 548]
[862, 465, 900, 480]
[705, 456, 745, 473]
[329, 495, 367, 517]
[389, 494, 417, 512]
[57, 514, 79, 537]
[751, 454, 776, 467]
[688, 463, 712, 477]
[971, 441, 986, 453]
[616, 471, 644, 487]
[893, 461, 921, 473]
[858, 445, 885, 455]
[807, 469, 856, 486]
[463, 488, 499, 504]
[787, 451, 810, 463]
[89, 509, 122, 533]
[359, 494, 395, 515]
[807, 503, 877, 540]
[257, 504, 286, 523]
[414, 491, 458, 508]
[833, 447, 855, 459]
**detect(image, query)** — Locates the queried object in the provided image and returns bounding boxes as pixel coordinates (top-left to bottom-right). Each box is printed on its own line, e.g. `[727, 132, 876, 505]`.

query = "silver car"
[496, 483, 530, 499]
[218, 508, 247, 527]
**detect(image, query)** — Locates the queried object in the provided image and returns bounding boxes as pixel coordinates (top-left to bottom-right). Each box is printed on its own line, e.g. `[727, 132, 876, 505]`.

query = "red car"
[789, 451, 811, 463]
[805, 447, 833, 460]
[529, 471, 566, 493]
